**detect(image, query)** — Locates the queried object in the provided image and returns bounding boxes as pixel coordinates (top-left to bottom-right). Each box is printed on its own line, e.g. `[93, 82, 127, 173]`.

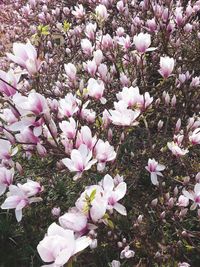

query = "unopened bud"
[151, 198, 158, 206]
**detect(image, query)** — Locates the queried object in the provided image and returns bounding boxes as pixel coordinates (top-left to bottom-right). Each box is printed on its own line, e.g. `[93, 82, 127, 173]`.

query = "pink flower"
[59, 93, 80, 118]
[62, 144, 97, 180]
[177, 195, 189, 207]
[7, 41, 42, 75]
[189, 128, 200, 145]
[64, 63, 77, 82]
[0, 69, 20, 96]
[109, 101, 140, 126]
[158, 56, 175, 79]
[76, 185, 107, 222]
[37, 223, 91, 267]
[95, 4, 109, 22]
[1, 183, 41, 222]
[87, 78, 106, 103]
[183, 183, 200, 210]
[145, 158, 165, 185]
[59, 209, 88, 234]
[81, 39, 93, 56]
[120, 246, 135, 259]
[59, 118, 77, 140]
[102, 174, 127, 215]
[51, 207, 61, 217]
[72, 4, 85, 19]
[76, 126, 97, 150]
[18, 179, 43, 197]
[167, 142, 189, 157]
[0, 167, 14, 195]
[133, 33, 151, 53]
[94, 140, 116, 171]
[12, 92, 49, 116]
[0, 139, 18, 160]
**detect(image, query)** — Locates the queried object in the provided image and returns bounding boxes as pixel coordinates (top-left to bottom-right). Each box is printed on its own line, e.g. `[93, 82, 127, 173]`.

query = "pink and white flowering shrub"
[0, 0, 200, 265]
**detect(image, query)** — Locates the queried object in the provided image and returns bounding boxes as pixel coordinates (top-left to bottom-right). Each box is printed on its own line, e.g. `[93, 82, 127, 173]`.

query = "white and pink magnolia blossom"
[189, 128, 200, 145]
[76, 185, 107, 222]
[109, 101, 140, 126]
[145, 158, 165, 186]
[85, 23, 97, 40]
[62, 144, 97, 180]
[7, 41, 42, 75]
[177, 195, 189, 207]
[102, 174, 127, 215]
[87, 78, 106, 103]
[0, 139, 18, 160]
[59, 118, 77, 140]
[37, 223, 91, 267]
[12, 91, 49, 116]
[95, 4, 109, 22]
[18, 179, 43, 197]
[167, 141, 189, 157]
[59, 93, 80, 118]
[133, 33, 152, 53]
[0, 167, 14, 195]
[84, 60, 97, 76]
[76, 126, 97, 150]
[72, 4, 85, 19]
[116, 86, 153, 110]
[1, 182, 42, 222]
[120, 246, 135, 259]
[93, 50, 103, 66]
[59, 209, 88, 234]
[0, 69, 21, 96]
[81, 39, 93, 56]
[64, 63, 77, 82]
[94, 140, 116, 171]
[183, 183, 200, 210]
[159, 56, 175, 79]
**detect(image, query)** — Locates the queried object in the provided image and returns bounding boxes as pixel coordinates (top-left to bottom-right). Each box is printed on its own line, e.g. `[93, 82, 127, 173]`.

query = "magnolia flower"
[37, 223, 91, 267]
[59, 93, 80, 118]
[94, 140, 116, 171]
[18, 179, 43, 197]
[76, 126, 97, 150]
[51, 207, 61, 217]
[177, 195, 189, 207]
[167, 142, 189, 157]
[81, 39, 93, 56]
[0, 69, 20, 96]
[0, 167, 14, 195]
[111, 260, 121, 267]
[145, 158, 165, 185]
[1, 183, 42, 222]
[12, 92, 49, 116]
[120, 246, 135, 259]
[133, 33, 152, 53]
[109, 101, 140, 126]
[7, 41, 42, 75]
[183, 183, 200, 210]
[76, 185, 107, 222]
[72, 4, 85, 19]
[64, 63, 77, 82]
[59, 209, 88, 234]
[0, 139, 18, 160]
[102, 174, 127, 215]
[189, 128, 200, 145]
[62, 144, 97, 180]
[159, 56, 175, 79]
[87, 78, 106, 104]
[59, 118, 77, 139]
[95, 4, 108, 22]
